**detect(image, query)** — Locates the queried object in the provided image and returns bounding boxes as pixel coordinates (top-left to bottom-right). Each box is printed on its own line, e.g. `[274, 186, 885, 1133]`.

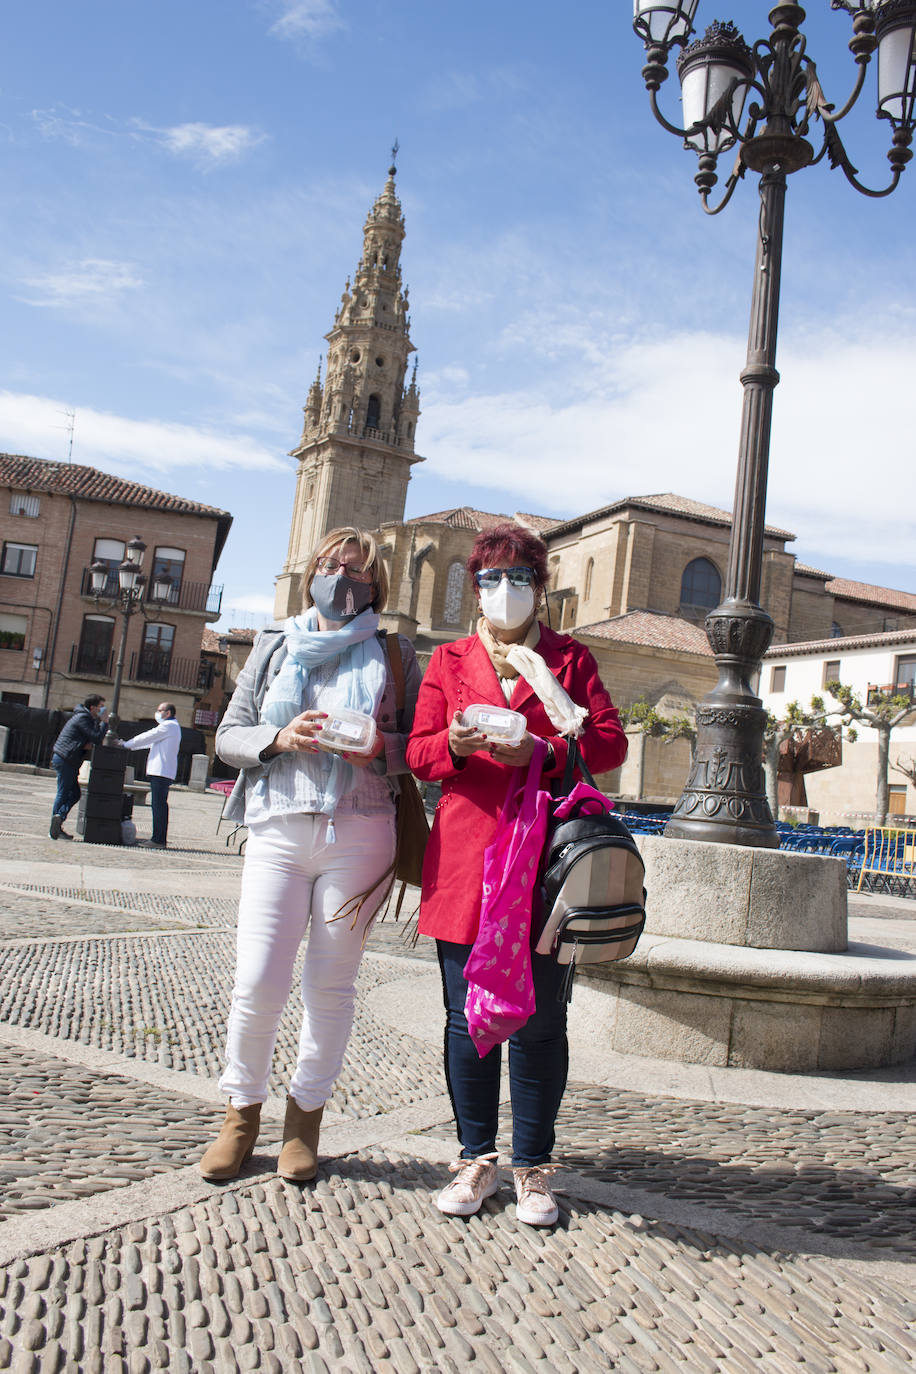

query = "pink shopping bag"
[464, 742, 550, 1057]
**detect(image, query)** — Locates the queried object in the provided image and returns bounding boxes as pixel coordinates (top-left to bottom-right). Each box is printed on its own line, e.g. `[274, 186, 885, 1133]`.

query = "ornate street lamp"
[88, 535, 149, 740]
[633, 1, 915, 846]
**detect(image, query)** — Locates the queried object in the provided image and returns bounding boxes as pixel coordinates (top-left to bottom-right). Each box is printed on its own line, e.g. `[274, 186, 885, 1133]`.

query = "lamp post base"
[665, 598, 780, 848]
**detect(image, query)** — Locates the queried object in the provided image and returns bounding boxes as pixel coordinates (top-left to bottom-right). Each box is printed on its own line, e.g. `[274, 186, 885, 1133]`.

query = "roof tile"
[576, 610, 714, 656]
[0, 453, 231, 519]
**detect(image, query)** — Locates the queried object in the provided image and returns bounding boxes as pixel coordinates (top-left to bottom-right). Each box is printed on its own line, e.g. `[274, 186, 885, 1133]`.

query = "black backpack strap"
[560, 735, 598, 796]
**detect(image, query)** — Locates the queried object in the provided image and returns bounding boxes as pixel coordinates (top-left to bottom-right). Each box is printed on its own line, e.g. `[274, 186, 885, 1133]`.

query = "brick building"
[0, 455, 231, 724]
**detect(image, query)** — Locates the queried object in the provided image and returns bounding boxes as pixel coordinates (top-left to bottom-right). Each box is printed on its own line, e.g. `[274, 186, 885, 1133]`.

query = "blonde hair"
[302, 527, 389, 613]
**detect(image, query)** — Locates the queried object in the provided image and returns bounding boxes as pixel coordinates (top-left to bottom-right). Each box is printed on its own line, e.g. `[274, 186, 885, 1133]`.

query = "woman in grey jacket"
[201, 527, 420, 1183]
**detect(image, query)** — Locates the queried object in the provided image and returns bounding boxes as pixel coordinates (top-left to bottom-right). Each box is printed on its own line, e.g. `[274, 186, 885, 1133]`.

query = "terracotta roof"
[201, 628, 223, 653]
[547, 493, 795, 542]
[825, 577, 916, 614]
[514, 511, 560, 533]
[0, 453, 233, 564]
[224, 627, 257, 642]
[576, 611, 714, 656]
[765, 626, 916, 658]
[794, 562, 833, 580]
[406, 507, 511, 532]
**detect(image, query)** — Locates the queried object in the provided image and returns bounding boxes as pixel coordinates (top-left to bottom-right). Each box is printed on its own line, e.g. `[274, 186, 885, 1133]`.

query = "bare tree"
[826, 683, 915, 826]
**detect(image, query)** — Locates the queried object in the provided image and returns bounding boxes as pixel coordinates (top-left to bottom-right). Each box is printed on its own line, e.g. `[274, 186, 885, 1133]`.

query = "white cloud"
[0, 391, 285, 475]
[149, 122, 266, 165]
[30, 105, 114, 146]
[421, 324, 916, 572]
[17, 258, 144, 309]
[266, 0, 344, 41]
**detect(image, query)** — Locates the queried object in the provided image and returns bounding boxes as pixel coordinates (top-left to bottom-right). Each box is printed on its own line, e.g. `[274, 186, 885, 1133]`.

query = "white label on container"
[328, 718, 363, 742]
[477, 710, 509, 727]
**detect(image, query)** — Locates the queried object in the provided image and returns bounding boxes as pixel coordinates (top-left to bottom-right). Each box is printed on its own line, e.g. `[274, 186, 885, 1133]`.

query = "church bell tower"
[274, 153, 424, 618]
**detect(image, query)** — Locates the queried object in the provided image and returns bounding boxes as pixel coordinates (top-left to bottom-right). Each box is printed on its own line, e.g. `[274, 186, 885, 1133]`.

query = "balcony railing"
[69, 643, 114, 678]
[128, 650, 204, 692]
[80, 568, 223, 616]
[867, 682, 916, 706]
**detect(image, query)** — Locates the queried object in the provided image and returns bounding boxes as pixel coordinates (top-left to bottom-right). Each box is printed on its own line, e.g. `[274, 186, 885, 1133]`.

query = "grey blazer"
[215, 627, 421, 824]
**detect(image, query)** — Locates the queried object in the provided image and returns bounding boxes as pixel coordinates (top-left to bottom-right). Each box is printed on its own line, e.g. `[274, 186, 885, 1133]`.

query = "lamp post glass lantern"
[633, 0, 915, 847]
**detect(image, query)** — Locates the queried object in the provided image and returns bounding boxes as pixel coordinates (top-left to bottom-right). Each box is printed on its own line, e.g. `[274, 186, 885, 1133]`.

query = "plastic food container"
[462, 704, 527, 744]
[319, 707, 378, 755]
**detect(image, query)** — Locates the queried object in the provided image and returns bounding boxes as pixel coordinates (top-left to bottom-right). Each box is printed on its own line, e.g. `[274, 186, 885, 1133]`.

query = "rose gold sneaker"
[436, 1153, 499, 1216]
[513, 1166, 559, 1226]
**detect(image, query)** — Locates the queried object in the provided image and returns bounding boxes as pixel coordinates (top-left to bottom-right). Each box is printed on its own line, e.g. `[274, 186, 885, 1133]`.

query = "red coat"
[405, 624, 627, 944]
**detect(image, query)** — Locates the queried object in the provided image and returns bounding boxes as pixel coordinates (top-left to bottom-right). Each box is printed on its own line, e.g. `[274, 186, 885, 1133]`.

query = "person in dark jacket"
[49, 694, 107, 839]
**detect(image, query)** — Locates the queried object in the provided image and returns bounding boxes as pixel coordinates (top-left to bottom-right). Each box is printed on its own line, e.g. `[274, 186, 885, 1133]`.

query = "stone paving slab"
[0, 892, 198, 942]
[0, 1044, 226, 1219]
[419, 1087, 916, 1260]
[0, 885, 237, 935]
[0, 931, 441, 1119]
[3, 774, 916, 1371]
[1, 1150, 915, 1374]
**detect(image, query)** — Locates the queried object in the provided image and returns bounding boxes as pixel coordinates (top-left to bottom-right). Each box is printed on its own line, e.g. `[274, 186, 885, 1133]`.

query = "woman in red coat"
[406, 523, 627, 1226]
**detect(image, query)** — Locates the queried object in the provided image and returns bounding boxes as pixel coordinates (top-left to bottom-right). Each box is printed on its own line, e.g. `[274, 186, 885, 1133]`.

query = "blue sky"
[2, 1, 914, 628]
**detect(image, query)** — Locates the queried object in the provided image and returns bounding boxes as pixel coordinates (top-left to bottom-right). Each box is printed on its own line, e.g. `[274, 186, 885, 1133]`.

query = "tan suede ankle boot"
[199, 1102, 261, 1180]
[277, 1096, 323, 1182]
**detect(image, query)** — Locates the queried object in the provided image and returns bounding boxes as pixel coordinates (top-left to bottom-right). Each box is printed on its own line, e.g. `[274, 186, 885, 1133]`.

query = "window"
[76, 615, 114, 676]
[583, 558, 594, 601]
[443, 562, 465, 625]
[823, 659, 841, 688]
[10, 492, 39, 518]
[895, 655, 916, 691]
[1, 542, 37, 578]
[91, 538, 125, 595]
[680, 558, 721, 611]
[138, 623, 175, 682]
[152, 547, 185, 603]
[888, 785, 907, 817]
[366, 394, 381, 429]
[831, 622, 843, 638]
[770, 665, 786, 693]
[0, 613, 28, 651]
[1, 691, 30, 705]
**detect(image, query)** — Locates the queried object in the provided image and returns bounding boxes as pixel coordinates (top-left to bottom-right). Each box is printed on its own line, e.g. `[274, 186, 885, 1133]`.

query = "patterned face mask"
[309, 572, 374, 621]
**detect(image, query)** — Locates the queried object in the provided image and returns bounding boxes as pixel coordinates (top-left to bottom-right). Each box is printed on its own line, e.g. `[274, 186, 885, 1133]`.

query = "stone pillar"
[0, 726, 8, 762]
[188, 754, 209, 792]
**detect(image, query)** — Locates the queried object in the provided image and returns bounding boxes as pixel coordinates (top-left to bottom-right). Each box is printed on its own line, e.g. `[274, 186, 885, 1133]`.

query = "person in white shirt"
[126, 702, 181, 848]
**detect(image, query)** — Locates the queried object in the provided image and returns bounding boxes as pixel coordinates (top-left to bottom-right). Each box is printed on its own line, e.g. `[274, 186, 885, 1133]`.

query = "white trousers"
[218, 809, 395, 1110]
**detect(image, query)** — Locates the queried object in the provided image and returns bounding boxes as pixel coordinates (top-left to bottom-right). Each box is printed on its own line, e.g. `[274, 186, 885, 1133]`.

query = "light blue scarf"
[260, 607, 387, 837]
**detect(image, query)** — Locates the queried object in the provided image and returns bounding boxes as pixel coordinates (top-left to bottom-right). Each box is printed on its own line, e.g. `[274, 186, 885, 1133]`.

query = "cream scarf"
[476, 617, 588, 738]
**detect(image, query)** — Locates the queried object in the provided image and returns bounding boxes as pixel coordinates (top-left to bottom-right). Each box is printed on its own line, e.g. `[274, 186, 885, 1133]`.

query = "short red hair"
[467, 523, 549, 589]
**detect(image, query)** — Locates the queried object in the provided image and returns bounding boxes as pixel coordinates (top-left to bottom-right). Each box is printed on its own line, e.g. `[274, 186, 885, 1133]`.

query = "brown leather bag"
[386, 632, 429, 888]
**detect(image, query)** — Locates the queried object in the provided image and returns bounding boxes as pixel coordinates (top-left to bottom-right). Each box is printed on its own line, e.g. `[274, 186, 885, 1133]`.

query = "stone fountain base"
[572, 837, 916, 1073]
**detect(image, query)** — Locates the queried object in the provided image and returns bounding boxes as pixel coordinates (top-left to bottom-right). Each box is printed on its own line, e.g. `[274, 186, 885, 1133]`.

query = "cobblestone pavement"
[0, 772, 915, 1371]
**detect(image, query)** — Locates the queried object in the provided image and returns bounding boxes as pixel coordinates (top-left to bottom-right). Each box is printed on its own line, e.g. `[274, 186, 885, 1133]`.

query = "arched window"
[366, 394, 381, 429]
[584, 558, 594, 601]
[680, 557, 721, 611]
[443, 561, 465, 625]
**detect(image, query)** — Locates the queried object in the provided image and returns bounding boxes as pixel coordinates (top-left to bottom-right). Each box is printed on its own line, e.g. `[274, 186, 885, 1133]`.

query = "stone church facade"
[274, 164, 916, 800]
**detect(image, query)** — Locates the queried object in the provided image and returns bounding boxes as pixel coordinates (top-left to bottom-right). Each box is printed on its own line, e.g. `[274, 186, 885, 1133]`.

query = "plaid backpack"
[535, 740, 646, 1002]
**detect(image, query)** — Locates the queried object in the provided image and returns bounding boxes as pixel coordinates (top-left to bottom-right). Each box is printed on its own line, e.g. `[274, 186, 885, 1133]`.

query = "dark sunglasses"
[474, 566, 535, 590]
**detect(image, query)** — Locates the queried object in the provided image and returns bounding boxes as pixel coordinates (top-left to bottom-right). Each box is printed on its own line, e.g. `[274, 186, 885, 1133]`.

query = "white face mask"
[478, 581, 536, 631]
[155, 711, 165, 723]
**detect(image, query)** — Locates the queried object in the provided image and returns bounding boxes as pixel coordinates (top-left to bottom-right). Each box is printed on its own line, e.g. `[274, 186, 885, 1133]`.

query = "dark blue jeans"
[51, 754, 81, 822]
[437, 939, 569, 1167]
[148, 775, 172, 845]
